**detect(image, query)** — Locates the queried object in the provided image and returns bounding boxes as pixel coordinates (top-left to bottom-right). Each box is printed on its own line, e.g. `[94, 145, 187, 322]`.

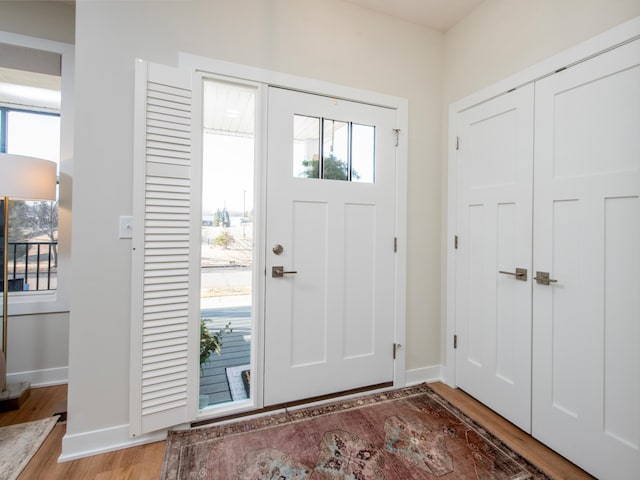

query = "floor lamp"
[0, 153, 57, 411]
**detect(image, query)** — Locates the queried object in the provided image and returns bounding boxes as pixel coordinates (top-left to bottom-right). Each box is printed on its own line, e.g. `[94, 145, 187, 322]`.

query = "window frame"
[0, 30, 74, 316]
[1, 107, 61, 295]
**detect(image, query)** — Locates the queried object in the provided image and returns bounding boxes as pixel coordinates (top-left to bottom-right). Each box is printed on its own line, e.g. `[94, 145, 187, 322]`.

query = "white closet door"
[129, 60, 200, 436]
[455, 84, 534, 433]
[532, 38, 640, 479]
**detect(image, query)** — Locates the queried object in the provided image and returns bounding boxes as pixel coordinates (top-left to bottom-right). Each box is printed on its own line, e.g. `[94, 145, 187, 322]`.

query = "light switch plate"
[119, 215, 133, 239]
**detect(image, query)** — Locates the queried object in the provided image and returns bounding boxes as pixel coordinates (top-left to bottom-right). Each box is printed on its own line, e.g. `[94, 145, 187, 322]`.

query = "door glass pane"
[293, 115, 320, 178]
[322, 119, 349, 181]
[351, 123, 375, 183]
[200, 79, 255, 409]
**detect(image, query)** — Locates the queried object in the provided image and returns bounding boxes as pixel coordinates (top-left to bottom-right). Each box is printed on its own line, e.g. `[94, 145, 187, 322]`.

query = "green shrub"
[214, 231, 234, 248]
[200, 319, 232, 368]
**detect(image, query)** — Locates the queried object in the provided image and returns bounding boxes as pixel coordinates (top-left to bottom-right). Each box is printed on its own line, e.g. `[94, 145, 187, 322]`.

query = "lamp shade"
[0, 153, 57, 201]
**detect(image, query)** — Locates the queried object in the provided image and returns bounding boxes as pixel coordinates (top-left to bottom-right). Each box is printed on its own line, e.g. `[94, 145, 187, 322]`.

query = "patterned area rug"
[0, 416, 58, 480]
[161, 384, 550, 479]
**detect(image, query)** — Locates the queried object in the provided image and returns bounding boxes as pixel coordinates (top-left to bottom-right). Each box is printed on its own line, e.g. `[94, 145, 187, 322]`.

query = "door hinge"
[394, 237, 398, 252]
[453, 335, 458, 349]
[393, 129, 400, 147]
[454, 235, 459, 249]
[456, 136, 460, 150]
[393, 343, 402, 359]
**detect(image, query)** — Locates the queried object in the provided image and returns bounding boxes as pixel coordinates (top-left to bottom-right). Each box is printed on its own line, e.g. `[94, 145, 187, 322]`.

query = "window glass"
[293, 115, 376, 183]
[293, 115, 320, 179]
[351, 123, 375, 183]
[1, 110, 60, 291]
[322, 119, 349, 181]
[7, 111, 60, 161]
[200, 79, 256, 409]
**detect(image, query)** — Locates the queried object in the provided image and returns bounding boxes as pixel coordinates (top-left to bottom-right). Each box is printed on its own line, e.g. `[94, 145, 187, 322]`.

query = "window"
[0, 70, 61, 292]
[293, 114, 375, 183]
[199, 78, 256, 409]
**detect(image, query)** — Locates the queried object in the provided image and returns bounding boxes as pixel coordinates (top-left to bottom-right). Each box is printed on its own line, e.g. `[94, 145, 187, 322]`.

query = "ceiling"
[0, 67, 61, 111]
[344, 0, 484, 31]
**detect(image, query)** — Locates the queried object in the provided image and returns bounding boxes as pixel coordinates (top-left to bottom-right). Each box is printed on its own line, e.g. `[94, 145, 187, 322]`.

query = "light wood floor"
[0, 382, 594, 479]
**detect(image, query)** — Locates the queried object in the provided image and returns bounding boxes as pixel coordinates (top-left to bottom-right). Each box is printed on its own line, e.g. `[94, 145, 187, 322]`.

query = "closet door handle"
[498, 267, 527, 281]
[534, 271, 558, 285]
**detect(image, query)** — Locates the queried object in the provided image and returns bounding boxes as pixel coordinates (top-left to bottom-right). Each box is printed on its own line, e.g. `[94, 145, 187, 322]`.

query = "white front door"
[455, 84, 534, 432]
[532, 38, 640, 479]
[264, 87, 397, 406]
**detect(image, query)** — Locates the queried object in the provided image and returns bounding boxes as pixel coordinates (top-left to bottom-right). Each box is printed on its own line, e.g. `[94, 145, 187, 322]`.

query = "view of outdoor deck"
[200, 305, 251, 405]
[199, 221, 253, 408]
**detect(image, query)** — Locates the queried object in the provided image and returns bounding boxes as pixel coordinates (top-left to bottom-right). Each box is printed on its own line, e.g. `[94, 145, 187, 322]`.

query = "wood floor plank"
[1, 382, 595, 479]
[429, 382, 595, 480]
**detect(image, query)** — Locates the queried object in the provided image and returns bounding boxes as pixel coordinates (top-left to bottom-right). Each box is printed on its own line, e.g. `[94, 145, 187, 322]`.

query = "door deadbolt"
[272, 244, 284, 255]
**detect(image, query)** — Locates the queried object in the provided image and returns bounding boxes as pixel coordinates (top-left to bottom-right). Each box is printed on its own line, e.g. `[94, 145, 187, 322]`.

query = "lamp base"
[0, 381, 31, 411]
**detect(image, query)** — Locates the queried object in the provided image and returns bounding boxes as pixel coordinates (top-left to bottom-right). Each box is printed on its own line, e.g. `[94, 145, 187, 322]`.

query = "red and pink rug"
[161, 384, 549, 479]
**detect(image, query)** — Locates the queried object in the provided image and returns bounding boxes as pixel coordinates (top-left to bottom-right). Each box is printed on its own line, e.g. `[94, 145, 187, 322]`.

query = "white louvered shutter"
[130, 60, 199, 436]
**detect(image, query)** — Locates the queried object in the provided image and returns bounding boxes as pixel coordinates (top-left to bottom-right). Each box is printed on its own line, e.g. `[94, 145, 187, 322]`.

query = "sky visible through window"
[7, 111, 60, 164]
[202, 133, 254, 215]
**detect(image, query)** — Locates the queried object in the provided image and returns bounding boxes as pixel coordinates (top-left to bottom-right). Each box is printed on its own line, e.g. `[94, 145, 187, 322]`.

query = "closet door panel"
[532, 38, 640, 480]
[455, 84, 534, 433]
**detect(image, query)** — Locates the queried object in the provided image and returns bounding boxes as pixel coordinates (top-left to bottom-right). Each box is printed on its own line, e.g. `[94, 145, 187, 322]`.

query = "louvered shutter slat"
[147, 126, 191, 139]
[141, 344, 188, 359]
[142, 393, 186, 412]
[143, 371, 186, 387]
[144, 278, 189, 292]
[143, 378, 187, 395]
[142, 364, 186, 378]
[142, 315, 190, 328]
[142, 357, 188, 375]
[148, 82, 191, 99]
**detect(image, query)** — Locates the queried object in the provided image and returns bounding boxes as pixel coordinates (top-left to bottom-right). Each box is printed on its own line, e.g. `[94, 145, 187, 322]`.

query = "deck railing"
[2, 241, 57, 291]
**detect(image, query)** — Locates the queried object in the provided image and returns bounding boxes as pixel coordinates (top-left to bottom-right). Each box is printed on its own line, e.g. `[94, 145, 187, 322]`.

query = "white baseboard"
[7, 366, 68, 387]
[59, 424, 166, 462]
[406, 365, 444, 387]
[405, 365, 444, 385]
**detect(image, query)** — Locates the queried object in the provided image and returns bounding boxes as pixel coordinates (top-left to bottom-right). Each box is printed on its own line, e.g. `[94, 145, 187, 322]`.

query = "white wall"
[443, 0, 640, 103]
[67, 0, 444, 456]
[0, 1, 74, 44]
[440, 0, 640, 365]
[8, 313, 69, 386]
[0, 1, 74, 387]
